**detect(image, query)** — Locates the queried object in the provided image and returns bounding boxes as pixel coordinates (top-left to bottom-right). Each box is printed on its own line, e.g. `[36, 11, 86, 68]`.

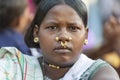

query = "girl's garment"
[0, 47, 43, 80]
[0, 47, 110, 80]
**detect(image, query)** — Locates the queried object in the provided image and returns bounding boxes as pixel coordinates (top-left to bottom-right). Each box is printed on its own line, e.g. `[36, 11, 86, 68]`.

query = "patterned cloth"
[0, 47, 109, 80]
[0, 47, 43, 80]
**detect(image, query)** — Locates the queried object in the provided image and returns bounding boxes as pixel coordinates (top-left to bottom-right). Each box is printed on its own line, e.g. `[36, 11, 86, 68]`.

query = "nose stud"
[55, 37, 59, 41]
[68, 37, 72, 41]
[55, 36, 72, 41]
[55, 36, 72, 48]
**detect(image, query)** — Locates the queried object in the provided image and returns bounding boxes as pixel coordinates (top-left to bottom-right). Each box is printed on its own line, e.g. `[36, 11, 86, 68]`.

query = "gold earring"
[34, 37, 39, 43]
[55, 37, 59, 41]
[84, 39, 88, 45]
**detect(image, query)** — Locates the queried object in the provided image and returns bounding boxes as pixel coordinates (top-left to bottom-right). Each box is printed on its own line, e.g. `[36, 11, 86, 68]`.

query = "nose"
[56, 29, 72, 42]
[59, 34, 69, 42]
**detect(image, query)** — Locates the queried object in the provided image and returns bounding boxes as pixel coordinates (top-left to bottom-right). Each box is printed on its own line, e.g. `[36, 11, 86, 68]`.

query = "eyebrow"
[67, 21, 83, 26]
[67, 23, 78, 25]
[45, 20, 58, 23]
[45, 20, 84, 26]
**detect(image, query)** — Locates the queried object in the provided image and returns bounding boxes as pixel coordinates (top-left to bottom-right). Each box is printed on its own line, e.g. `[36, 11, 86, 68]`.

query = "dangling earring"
[34, 37, 39, 43]
[84, 39, 88, 45]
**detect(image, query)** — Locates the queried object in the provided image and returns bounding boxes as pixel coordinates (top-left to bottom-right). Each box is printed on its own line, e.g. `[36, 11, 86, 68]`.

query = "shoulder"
[0, 47, 18, 58]
[91, 59, 120, 80]
[0, 47, 42, 79]
[0, 47, 39, 67]
[0, 47, 38, 64]
[0, 47, 24, 79]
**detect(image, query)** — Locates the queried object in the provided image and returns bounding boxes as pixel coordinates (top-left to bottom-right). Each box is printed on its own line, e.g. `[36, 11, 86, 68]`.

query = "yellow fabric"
[103, 51, 120, 68]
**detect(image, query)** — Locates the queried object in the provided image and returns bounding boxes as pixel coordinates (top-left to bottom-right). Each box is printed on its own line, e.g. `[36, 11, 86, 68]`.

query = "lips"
[53, 47, 72, 54]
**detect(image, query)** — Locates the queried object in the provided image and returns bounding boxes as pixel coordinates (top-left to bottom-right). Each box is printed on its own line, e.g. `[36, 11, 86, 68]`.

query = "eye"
[47, 26, 58, 30]
[68, 26, 80, 31]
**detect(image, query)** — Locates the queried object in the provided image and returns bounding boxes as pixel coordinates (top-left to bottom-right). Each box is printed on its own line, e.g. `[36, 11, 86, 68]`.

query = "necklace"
[38, 57, 73, 80]
[44, 61, 60, 69]
[44, 60, 73, 69]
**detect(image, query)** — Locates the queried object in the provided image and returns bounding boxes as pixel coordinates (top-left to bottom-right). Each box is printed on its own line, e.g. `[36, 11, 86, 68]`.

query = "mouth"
[53, 46, 72, 54]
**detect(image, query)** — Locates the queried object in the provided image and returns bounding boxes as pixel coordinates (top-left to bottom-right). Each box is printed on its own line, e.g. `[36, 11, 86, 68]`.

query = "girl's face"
[34, 4, 88, 67]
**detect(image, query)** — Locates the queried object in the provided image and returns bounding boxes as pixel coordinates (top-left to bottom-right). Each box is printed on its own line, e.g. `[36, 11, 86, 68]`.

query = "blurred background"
[82, 0, 120, 77]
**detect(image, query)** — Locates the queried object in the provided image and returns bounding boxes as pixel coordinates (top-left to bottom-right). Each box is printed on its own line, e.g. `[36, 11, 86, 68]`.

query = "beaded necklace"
[38, 57, 72, 80]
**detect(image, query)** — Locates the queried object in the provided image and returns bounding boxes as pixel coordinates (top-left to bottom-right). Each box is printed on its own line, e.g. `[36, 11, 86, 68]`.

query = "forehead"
[42, 4, 83, 23]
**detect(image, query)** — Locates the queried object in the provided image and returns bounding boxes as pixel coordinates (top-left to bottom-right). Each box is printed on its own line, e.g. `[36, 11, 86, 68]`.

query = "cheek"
[72, 35, 85, 53]
[38, 35, 48, 47]
[74, 40, 84, 51]
[38, 32, 54, 51]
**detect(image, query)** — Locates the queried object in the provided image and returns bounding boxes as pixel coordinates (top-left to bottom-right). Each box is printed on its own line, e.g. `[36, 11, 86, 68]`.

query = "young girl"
[0, 0, 119, 80]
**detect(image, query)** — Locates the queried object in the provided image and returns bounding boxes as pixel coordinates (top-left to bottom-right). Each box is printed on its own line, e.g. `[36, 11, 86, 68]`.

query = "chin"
[55, 57, 78, 66]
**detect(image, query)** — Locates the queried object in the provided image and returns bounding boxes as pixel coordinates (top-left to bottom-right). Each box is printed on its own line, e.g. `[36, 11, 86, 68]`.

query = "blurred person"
[33, 0, 41, 6]
[28, 0, 41, 15]
[0, 0, 32, 55]
[84, 0, 120, 76]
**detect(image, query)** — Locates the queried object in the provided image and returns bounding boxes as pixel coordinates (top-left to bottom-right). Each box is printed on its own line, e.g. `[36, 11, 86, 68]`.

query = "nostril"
[55, 36, 72, 42]
[59, 36, 69, 41]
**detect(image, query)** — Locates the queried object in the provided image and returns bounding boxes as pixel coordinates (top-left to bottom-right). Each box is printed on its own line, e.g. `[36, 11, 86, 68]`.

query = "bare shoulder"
[91, 65, 120, 80]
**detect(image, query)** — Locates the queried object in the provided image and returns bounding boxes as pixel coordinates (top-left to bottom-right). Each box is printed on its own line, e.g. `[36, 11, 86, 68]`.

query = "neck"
[38, 57, 73, 79]
[43, 60, 73, 79]
[44, 63, 70, 79]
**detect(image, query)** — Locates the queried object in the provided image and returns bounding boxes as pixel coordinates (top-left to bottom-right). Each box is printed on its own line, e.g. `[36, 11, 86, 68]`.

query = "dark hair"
[25, 0, 88, 48]
[0, 0, 27, 30]
[33, 0, 41, 6]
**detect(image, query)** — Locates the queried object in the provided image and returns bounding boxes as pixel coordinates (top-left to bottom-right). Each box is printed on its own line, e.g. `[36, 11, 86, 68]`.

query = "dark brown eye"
[68, 26, 79, 31]
[47, 26, 57, 30]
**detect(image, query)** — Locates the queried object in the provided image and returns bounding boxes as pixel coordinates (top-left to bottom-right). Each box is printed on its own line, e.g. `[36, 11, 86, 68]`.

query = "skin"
[18, 6, 33, 34]
[92, 66, 119, 80]
[11, 6, 33, 34]
[34, 4, 119, 80]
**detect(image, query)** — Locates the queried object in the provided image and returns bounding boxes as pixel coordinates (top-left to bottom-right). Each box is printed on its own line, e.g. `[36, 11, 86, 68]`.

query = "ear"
[33, 25, 39, 38]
